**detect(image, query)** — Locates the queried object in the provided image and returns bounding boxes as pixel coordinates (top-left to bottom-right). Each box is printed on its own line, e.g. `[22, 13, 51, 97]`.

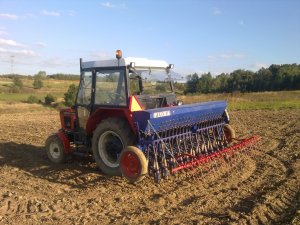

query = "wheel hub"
[49, 142, 61, 159]
[98, 131, 124, 168]
[121, 151, 140, 178]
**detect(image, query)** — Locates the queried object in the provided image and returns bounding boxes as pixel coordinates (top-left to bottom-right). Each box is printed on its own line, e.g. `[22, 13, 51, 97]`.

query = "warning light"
[116, 50, 122, 59]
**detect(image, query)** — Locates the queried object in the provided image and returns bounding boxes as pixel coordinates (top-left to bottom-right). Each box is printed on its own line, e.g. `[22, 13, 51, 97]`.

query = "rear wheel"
[45, 135, 66, 163]
[120, 146, 148, 183]
[224, 124, 236, 143]
[92, 118, 135, 176]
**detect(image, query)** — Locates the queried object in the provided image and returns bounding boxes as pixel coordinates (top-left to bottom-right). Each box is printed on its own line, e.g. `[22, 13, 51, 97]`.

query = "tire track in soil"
[156, 143, 286, 224]
[153, 111, 299, 224]
[121, 146, 261, 224]
[231, 112, 300, 225]
[0, 109, 299, 224]
[242, 133, 300, 225]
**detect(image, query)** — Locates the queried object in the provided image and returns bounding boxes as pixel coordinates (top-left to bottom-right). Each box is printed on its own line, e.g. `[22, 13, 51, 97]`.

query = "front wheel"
[45, 135, 66, 163]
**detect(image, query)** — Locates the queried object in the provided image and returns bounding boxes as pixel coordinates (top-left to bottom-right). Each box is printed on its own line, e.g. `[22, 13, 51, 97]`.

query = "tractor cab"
[76, 52, 177, 109]
[72, 51, 179, 134]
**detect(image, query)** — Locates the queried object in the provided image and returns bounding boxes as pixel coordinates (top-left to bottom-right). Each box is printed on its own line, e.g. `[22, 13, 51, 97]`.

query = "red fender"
[86, 108, 136, 135]
[85, 97, 144, 135]
[57, 130, 72, 154]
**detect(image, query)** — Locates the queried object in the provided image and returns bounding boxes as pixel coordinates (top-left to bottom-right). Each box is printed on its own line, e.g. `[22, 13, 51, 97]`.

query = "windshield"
[129, 69, 178, 95]
[95, 69, 127, 106]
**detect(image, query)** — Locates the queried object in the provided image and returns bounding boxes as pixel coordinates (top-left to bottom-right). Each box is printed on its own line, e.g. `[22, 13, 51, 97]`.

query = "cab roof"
[81, 57, 170, 70]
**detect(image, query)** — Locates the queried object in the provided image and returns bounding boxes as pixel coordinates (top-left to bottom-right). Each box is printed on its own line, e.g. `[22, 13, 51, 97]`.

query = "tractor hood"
[132, 101, 227, 132]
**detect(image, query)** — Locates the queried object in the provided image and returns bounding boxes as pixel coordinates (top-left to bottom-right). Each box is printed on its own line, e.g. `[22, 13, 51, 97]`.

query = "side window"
[95, 70, 126, 106]
[77, 71, 92, 105]
[129, 73, 141, 95]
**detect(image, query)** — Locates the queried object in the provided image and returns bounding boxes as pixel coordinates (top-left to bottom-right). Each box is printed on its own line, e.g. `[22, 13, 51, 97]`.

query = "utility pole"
[10, 55, 14, 74]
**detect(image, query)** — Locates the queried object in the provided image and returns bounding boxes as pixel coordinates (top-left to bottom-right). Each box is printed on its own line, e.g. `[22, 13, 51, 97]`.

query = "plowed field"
[0, 106, 299, 224]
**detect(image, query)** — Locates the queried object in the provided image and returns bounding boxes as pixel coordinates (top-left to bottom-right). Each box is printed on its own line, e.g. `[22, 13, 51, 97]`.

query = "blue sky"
[0, 0, 299, 75]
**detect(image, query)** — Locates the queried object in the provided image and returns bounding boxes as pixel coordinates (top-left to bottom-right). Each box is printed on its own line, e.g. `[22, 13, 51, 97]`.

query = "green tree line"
[0, 73, 79, 80]
[48, 73, 79, 80]
[185, 64, 300, 93]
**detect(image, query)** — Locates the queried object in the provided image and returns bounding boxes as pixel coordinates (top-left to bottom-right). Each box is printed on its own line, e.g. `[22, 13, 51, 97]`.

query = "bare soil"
[0, 108, 299, 224]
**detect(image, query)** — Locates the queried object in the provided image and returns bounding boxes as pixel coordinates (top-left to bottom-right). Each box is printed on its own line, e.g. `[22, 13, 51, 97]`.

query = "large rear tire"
[45, 135, 66, 163]
[120, 146, 148, 183]
[92, 118, 135, 176]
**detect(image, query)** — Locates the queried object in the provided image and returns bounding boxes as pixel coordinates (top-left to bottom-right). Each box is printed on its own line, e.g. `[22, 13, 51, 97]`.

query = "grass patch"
[179, 90, 300, 110]
[0, 92, 64, 102]
[0, 101, 56, 114]
[0, 77, 77, 103]
[228, 100, 300, 110]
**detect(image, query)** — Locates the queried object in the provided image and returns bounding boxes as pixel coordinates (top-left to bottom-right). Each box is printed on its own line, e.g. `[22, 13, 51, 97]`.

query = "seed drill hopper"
[130, 101, 260, 182]
[46, 50, 260, 183]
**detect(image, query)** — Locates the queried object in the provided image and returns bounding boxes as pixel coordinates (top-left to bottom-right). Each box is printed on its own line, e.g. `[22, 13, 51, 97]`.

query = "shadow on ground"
[0, 142, 111, 188]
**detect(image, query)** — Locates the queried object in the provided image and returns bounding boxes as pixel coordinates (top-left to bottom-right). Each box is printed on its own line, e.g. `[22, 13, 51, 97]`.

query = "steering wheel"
[107, 92, 125, 104]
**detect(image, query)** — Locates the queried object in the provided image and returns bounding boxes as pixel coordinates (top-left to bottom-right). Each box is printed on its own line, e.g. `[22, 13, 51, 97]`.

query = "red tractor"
[46, 50, 260, 183]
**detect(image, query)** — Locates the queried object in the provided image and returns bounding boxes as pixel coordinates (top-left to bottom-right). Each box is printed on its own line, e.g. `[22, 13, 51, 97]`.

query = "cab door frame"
[74, 59, 94, 133]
